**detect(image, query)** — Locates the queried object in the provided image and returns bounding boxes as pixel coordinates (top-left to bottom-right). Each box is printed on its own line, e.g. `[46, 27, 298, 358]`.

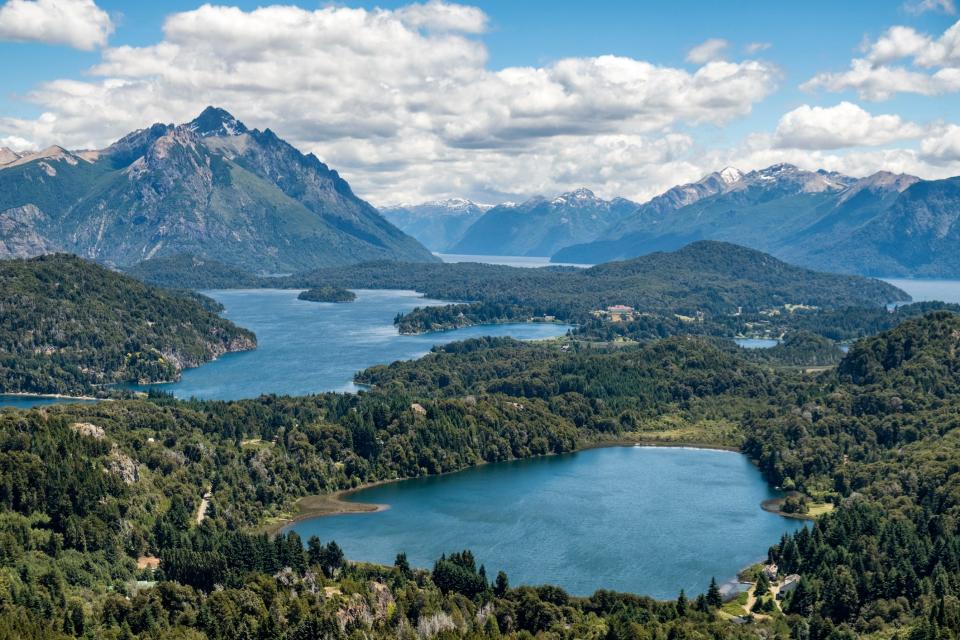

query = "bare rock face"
[0, 107, 436, 273]
[70, 422, 106, 440]
[0, 205, 60, 258]
[107, 448, 140, 484]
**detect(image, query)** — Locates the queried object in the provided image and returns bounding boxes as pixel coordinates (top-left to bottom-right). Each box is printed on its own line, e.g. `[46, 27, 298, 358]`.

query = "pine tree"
[706, 577, 723, 608]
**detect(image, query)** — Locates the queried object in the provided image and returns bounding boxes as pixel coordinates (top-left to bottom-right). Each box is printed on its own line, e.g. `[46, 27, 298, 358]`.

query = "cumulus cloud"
[0, 0, 112, 50]
[0, 2, 780, 203]
[803, 19, 960, 99]
[685, 38, 729, 64]
[920, 124, 960, 162]
[774, 102, 925, 149]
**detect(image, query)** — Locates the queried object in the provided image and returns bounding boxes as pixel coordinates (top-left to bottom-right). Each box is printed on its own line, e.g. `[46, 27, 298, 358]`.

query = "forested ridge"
[127, 242, 908, 346]
[0, 310, 959, 637]
[0, 255, 256, 395]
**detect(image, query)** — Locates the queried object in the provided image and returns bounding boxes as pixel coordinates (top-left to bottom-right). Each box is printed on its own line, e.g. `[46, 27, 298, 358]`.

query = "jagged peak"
[186, 106, 248, 138]
[718, 167, 743, 184]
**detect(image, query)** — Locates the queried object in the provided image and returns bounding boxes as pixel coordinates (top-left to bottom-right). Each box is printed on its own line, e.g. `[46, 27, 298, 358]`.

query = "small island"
[297, 286, 357, 303]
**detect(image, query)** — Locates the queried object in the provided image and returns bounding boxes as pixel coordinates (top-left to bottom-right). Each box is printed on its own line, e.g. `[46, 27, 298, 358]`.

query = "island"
[297, 286, 357, 303]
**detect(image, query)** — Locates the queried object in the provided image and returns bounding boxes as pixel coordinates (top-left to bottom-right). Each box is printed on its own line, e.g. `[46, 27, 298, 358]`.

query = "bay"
[134, 289, 572, 400]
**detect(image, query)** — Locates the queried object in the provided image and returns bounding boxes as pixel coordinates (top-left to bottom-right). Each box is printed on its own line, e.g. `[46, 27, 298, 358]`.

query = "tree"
[494, 571, 509, 598]
[706, 577, 723, 608]
[676, 589, 688, 616]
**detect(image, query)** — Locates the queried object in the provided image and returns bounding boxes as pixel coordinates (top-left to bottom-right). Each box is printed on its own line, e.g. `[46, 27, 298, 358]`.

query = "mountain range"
[0, 107, 436, 273]
[446, 188, 639, 257]
[379, 198, 492, 252]
[552, 164, 960, 277]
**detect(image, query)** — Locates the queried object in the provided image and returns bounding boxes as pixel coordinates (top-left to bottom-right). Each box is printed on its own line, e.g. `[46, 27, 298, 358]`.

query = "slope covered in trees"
[0, 301, 959, 637]
[0, 254, 256, 394]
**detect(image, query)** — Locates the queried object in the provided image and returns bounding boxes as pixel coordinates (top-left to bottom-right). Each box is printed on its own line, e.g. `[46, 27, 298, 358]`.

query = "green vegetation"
[124, 254, 265, 289]
[0, 255, 256, 395]
[1, 252, 959, 637]
[297, 286, 356, 303]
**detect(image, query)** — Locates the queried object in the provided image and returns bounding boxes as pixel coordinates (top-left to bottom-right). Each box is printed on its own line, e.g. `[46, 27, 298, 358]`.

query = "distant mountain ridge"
[0, 107, 437, 272]
[449, 188, 639, 256]
[380, 198, 492, 252]
[553, 163, 960, 277]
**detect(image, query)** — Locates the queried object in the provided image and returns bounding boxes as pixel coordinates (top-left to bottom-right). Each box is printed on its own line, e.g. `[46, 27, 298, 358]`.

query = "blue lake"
[132, 289, 572, 400]
[289, 445, 804, 598]
[0, 395, 97, 410]
[883, 278, 960, 305]
[735, 338, 779, 349]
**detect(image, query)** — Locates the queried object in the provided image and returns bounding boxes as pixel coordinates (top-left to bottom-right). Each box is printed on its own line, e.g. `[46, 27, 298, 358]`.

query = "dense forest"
[0, 255, 256, 395]
[125, 243, 907, 345]
[0, 309, 959, 637]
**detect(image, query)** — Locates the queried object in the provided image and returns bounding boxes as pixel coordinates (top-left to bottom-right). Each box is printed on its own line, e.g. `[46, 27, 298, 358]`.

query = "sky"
[2, 0, 960, 205]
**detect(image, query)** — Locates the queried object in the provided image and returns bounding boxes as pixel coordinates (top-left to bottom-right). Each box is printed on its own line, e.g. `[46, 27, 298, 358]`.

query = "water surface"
[0, 395, 97, 409]
[289, 446, 804, 598]
[735, 338, 779, 349]
[437, 253, 592, 268]
[882, 278, 960, 305]
[134, 289, 571, 400]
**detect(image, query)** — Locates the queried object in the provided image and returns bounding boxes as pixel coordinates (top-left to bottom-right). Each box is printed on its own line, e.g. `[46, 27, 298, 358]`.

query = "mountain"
[0, 107, 437, 272]
[379, 198, 491, 251]
[551, 164, 960, 277]
[0, 254, 256, 394]
[0, 147, 23, 166]
[449, 188, 638, 257]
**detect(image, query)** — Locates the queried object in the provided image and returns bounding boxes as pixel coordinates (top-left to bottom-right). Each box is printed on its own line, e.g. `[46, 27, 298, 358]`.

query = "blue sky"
[2, 0, 960, 203]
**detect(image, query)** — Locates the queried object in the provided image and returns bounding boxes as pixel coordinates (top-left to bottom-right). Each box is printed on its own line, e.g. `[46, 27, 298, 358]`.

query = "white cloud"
[804, 19, 960, 99]
[774, 102, 925, 149]
[0, 0, 112, 50]
[0, 2, 780, 204]
[903, 0, 956, 14]
[920, 124, 960, 162]
[745, 42, 771, 54]
[685, 38, 729, 64]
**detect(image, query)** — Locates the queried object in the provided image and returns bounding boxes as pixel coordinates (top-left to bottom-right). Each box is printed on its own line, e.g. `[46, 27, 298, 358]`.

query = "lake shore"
[0, 391, 101, 402]
[264, 436, 744, 536]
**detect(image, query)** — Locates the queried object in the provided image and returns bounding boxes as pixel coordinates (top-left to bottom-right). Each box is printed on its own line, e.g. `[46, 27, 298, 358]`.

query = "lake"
[132, 289, 572, 400]
[883, 278, 960, 305]
[735, 338, 779, 349]
[0, 395, 97, 410]
[289, 445, 804, 598]
[437, 253, 591, 268]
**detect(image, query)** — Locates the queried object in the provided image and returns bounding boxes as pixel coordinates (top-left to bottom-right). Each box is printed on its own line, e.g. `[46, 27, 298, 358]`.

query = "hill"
[124, 254, 264, 289]
[552, 164, 960, 277]
[287, 241, 907, 336]
[450, 188, 638, 256]
[0, 254, 256, 394]
[0, 107, 437, 272]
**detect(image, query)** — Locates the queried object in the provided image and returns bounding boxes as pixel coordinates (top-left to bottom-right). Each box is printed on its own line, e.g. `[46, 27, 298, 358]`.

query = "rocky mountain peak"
[186, 106, 248, 138]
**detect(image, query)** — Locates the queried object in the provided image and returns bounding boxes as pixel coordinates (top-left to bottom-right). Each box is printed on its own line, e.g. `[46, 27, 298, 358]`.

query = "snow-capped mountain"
[553, 163, 960, 277]
[449, 188, 639, 257]
[380, 198, 494, 251]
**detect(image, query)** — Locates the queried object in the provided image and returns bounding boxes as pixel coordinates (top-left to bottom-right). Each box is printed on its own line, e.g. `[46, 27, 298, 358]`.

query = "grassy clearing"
[721, 591, 750, 616]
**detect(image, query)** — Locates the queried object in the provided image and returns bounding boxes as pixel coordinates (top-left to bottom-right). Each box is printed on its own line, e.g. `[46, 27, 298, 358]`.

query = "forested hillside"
[0, 255, 256, 394]
[286, 241, 905, 337]
[0, 311, 959, 637]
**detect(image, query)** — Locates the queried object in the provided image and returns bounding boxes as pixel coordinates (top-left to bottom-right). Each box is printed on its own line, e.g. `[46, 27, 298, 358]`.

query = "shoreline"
[265, 437, 753, 535]
[0, 391, 101, 402]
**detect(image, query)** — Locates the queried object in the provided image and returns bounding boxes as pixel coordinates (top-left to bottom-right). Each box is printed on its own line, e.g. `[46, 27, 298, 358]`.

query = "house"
[762, 564, 778, 581]
[777, 575, 801, 599]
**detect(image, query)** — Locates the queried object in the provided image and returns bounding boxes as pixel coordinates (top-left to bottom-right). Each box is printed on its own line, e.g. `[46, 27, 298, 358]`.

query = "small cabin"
[777, 575, 801, 599]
